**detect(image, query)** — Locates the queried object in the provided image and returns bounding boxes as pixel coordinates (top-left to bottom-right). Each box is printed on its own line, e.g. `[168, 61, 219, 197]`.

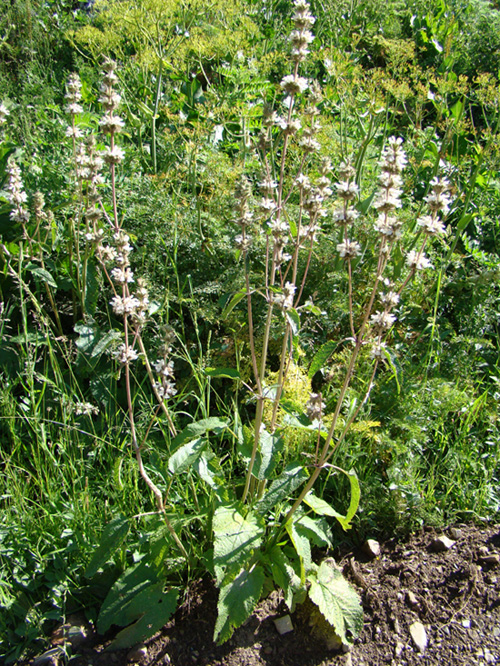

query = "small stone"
[480, 553, 500, 566]
[478, 545, 490, 557]
[409, 621, 428, 653]
[461, 619, 471, 628]
[363, 539, 381, 558]
[274, 615, 294, 635]
[431, 536, 455, 552]
[395, 642, 404, 657]
[406, 591, 418, 607]
[127, 644, 148, 662]
[449, 527, 463, 539]
[342, 653, 353, 666]
[492, 626, 500, 638]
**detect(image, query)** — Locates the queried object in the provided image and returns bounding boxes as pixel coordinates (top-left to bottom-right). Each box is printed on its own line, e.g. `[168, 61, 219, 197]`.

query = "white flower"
[370, 311, 396, 331]
[110, 295, 140, 316]
[406, 250, 433, 270]
[417, 215, 446, 236]
[337, 239, 361, 259]
[111, 267, 134, 285]
[99, 115, 125, 134]
[112, 343, 138, 365]
[379, 291, 400, 308]
[336, 181, 359, 201]
[280, 75, 309, 95]
[103, 146, 125, 165]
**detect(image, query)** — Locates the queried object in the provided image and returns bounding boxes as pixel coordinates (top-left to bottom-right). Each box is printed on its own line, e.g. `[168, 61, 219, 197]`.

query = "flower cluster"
[6, 158, 29, 227]
[306, 392, 325, 422]
[99, 59, 125, 165]
[290, 0, 315, 63]
[152, 327, 177, 401]
[373, 137, 406, 243]
[272, 281, 296, 311]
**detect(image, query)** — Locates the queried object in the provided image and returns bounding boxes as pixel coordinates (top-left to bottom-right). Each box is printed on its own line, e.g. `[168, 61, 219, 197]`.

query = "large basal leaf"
[168, 437, 206, 475]
[213, 504, 265, 585]
[285, 520, 312, 583]
[108, 585, 179, 650]
[214, 566, 265, 644]
[85, 515, 130, 578]
[97, 561, 159, 634]
[308, 560, 363, 646]
[172, 417, 228, 447]
[255, 462, 309, 515]
[267, 546, 304, 612]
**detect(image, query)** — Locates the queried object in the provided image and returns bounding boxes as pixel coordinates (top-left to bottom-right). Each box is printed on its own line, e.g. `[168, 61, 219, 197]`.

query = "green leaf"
[304, 469, 359, 531]
[213, 504, 265, 585]
[214, 566, 265, 644]
[74, 322, 97, 353]
[256, 462, 309, 515]
[308, 340, 337, 379]
[26, 263, 57, 288]
[204, 367, 241, 380]
[285, 520, 312, 582]
[109, 585, 179, 650]
[239, 429, 284, 481]
[168, 437, 206, 475]
[90, 330, 122, 358]
[97, 561, 159, 633]
[172, 417, 228, 447]
[267, 546, 303, 611]
[85, 515, 129, 578]
[285, 308, 300, 337]
[308, 560, 363, 646]
[221, 288, 246, 319]
[295, 514, 332, 547]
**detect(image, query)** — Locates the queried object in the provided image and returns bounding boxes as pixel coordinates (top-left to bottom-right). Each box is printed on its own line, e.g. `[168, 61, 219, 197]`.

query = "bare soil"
[40, 523, 500, 666]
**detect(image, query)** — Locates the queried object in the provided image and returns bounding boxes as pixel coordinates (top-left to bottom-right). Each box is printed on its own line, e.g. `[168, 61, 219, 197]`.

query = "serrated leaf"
[286, 520, 312, 582]
[172, 417, 228, 447]
[193, 450, 220, 489]
[255, 462, 309, 515]
[308, 340, 337, 379]
[241, 429, 283, 481]
[214, 566, 265, 644]
[268, 546, 303, 611]
[109, 585, 178, 650]
[308, 560, 363, 646]
[213, 504, 265, 585]
[97, 561, 159, 633]
[85, 515, 129, 578]
[168, 437, 206, 475]
[295, 514, 332, 547]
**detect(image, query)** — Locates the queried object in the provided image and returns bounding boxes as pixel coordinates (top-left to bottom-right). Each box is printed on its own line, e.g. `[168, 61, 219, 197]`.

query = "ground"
[35, 523, 500, 666]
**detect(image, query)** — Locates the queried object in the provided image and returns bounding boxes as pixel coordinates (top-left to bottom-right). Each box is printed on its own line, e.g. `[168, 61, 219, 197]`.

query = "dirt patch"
[37, 523, 500, 666]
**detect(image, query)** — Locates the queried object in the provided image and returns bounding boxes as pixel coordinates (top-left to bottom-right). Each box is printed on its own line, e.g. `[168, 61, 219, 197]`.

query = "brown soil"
[42, 523, 500, 666]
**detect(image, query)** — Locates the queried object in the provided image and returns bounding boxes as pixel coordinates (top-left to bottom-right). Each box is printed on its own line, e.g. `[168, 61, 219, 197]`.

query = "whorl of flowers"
[306, 392, 325, 422]
[65, 73, 83, 117]
[272, 281, 296, 311]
